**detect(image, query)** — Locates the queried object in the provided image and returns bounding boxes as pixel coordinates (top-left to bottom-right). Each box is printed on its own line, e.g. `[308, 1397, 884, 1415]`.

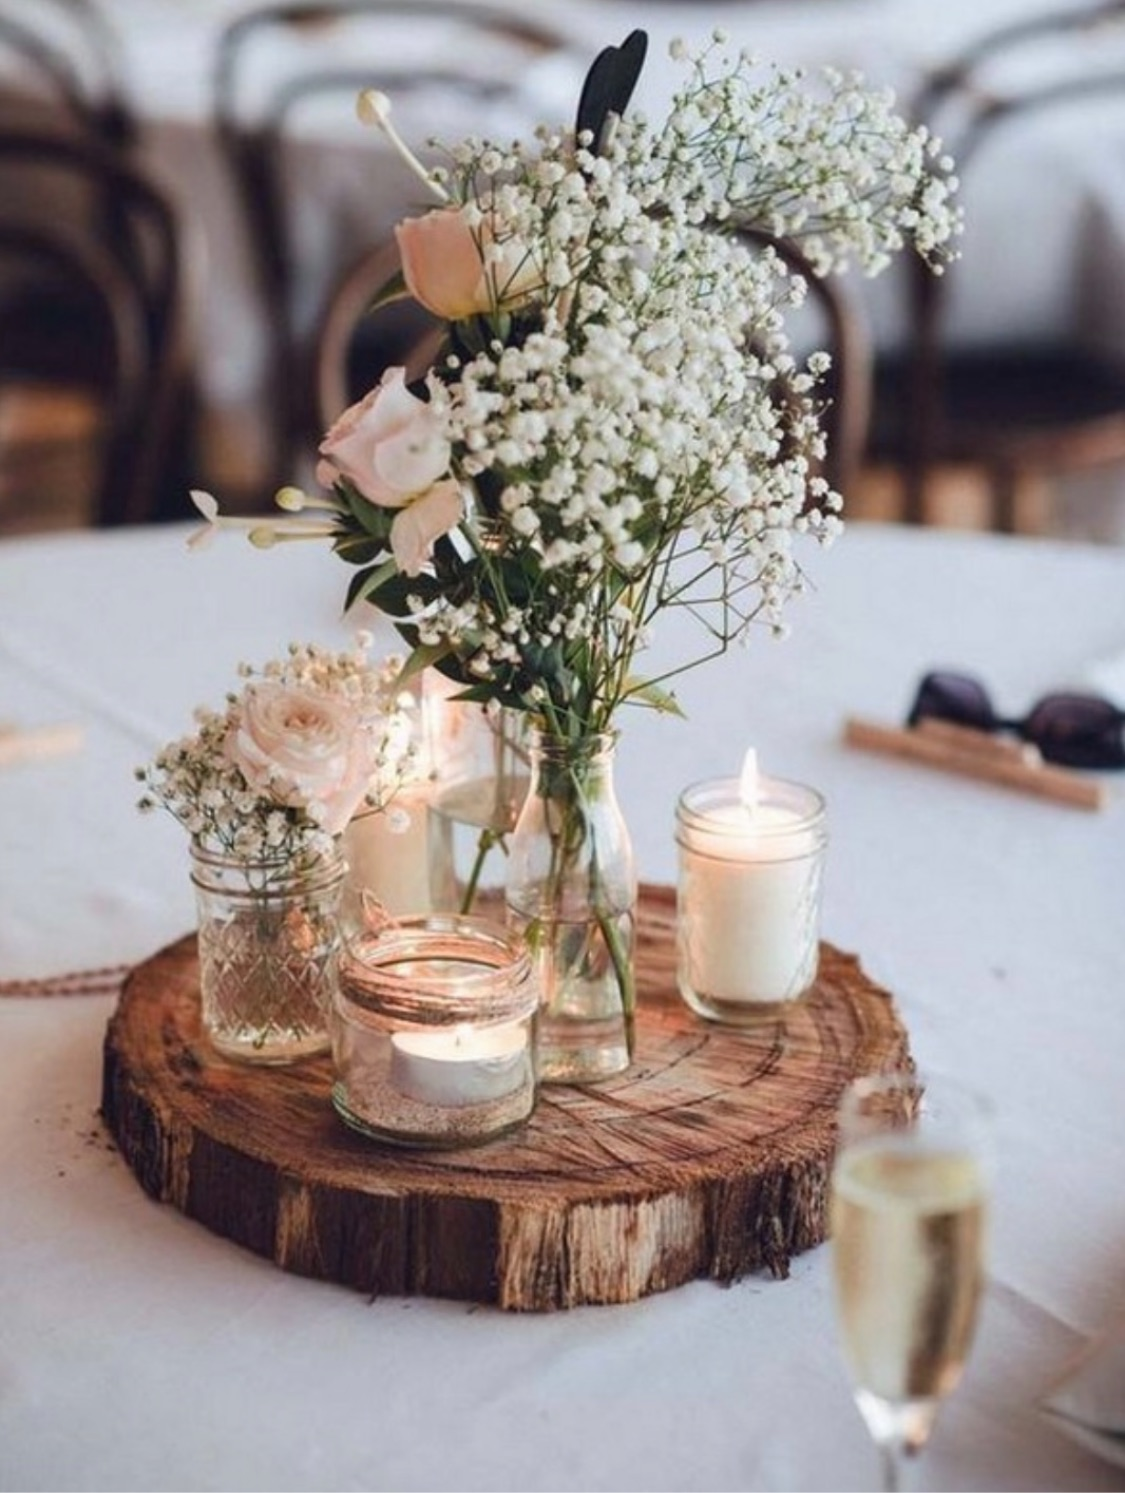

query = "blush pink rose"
[390, 479, 463, 577]
[316, 367, 450, 506]
[227, 683, 374, 835]
[395, 207, 541, 320]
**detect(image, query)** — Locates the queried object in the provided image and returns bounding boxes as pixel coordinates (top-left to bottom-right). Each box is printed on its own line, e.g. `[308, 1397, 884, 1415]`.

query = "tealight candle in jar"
[331, 914, 538, 1148]
[675, 750, 827, 1023]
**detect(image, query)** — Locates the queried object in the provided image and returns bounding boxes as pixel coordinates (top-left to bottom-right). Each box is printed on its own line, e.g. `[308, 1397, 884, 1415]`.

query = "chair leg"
[991, 465, 1020, 535]
[900, 461, 928, 525]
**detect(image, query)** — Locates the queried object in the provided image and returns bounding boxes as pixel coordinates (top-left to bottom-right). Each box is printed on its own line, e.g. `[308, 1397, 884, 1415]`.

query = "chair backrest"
[0, 0, 137, 149]
[895, 0, 1125, 518]
[314, 236, 442, 431]
[314, 222, 872, 505]
[734, 226, 872, 503]
[213, 0, 577, 499]
[0, 126, 186, 526]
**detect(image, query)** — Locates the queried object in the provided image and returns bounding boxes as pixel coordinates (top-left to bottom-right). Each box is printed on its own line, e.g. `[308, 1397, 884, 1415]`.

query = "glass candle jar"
[675, 774, 827, 1023]
[331, 915, 538, 1148]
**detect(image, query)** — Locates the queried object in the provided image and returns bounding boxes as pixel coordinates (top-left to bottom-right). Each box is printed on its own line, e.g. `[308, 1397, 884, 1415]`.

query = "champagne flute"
[829, 1070, 994, 1492]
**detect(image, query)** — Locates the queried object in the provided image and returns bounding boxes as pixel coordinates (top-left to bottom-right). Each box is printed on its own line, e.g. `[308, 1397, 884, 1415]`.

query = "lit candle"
[390, 1021, 529, 1107]
[675, 750, 828, 1020]
[344, 783, 433, 916]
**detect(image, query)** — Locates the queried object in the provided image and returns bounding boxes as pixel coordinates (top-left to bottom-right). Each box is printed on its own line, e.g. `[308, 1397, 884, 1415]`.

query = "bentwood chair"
[869, 0, 1125, 531]
[314, 223, 872, 508]
[0, 128, 188, 527]
[0, 0, 137, 149]
[213, 0, 576, 503]
[735, 227, 872, 504]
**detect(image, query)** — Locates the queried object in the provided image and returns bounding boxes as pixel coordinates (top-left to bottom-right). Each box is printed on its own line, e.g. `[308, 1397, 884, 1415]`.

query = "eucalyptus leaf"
[626, 678, 685, 717]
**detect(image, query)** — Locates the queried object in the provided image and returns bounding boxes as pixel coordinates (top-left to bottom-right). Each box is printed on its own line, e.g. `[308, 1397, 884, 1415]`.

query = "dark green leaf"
[344, 558, 397, 611]
[366, 267, 410, 315]
[575, 30, 648, 152]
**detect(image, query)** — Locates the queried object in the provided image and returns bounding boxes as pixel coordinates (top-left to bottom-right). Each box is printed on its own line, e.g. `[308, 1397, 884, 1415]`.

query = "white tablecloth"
[1, 519, 1124, 1491]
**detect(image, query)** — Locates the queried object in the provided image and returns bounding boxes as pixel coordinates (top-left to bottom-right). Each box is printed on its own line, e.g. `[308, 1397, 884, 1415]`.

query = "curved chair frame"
[213, 0, 574, 500]
[891, 0, 1125, 529]
[0, 127, 186, 525]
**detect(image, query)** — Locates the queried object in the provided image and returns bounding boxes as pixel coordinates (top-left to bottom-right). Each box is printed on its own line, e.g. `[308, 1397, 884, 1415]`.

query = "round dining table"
[0, 516, 1123, 1492]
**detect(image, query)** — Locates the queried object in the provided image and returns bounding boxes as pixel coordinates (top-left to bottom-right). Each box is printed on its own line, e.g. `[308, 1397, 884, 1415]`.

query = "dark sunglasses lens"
[908, 672, 994, 730]
[1024, 695, 1125, 769]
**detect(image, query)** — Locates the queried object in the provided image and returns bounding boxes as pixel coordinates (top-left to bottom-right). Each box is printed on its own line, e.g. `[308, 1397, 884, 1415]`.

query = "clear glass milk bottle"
[505, 728, 637, 1085]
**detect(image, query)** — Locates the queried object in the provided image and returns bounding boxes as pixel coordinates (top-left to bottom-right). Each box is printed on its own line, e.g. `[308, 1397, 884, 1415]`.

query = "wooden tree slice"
[101, 884, 910, 1312]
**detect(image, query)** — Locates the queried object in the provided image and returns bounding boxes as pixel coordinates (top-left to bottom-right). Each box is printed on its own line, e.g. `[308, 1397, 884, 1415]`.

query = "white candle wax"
[676, 771, 826, 1011]
[390, 1022, 529, 1107]
[345, 784, 433, 916]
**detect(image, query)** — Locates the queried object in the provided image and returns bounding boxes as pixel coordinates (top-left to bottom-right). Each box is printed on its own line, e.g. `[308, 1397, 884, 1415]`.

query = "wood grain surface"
[101, 884, 911, 1311]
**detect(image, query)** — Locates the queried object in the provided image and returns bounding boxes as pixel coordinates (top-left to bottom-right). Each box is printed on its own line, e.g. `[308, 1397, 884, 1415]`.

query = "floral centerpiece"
[137, 637, 417, 1062]
[194, 29, 960, 1079]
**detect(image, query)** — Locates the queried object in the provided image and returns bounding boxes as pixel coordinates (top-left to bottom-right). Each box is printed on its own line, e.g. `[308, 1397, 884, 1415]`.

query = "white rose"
[316, 367, 450, 507]
[227, 683, 373, 836]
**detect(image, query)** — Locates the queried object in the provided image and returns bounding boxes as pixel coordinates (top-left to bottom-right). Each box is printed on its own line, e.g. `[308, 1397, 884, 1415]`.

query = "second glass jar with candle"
[331, 914, 538, 1147]
[675, 769, 827, 1023]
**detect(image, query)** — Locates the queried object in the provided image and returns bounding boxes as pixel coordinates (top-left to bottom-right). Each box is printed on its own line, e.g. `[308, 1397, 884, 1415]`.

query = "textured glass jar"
[675, 775, 827, 1023]
[331, 914, 538, 1148]
[190, 843, 346, 1063]
[505, 729, 636, 1085]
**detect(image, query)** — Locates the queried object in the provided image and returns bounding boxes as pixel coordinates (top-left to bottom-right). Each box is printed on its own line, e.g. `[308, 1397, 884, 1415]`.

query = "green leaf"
[397, 641, 452, 682]
[625, 677, 685, 716]
[344, 559, 398, 611]
[339, 482, 395, 542]
[368, 570, 443, 618]
[366, 268, 410, 315]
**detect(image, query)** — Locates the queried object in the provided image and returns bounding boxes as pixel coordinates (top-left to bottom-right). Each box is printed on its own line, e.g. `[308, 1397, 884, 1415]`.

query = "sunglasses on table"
[906, 670, 1125, 770]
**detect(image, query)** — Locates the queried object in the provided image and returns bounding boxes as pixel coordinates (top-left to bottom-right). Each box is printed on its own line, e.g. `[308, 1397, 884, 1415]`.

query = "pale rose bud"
[226, 682, 375, 836]
[317, 368, 450, 507]
[390, 480, 463, 577]
[395, 206, 541, 320]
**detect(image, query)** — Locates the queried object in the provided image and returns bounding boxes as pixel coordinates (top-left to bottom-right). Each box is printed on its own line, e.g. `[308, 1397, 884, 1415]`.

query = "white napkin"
[1041, 1315, 1125, 1470]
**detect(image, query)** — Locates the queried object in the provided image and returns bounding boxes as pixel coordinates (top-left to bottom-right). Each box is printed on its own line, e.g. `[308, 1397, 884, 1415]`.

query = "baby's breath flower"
[196, 33, 959, 741]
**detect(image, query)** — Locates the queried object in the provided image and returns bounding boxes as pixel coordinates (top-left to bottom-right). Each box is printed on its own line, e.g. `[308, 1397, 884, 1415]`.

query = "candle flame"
[739, 748, 760, 813]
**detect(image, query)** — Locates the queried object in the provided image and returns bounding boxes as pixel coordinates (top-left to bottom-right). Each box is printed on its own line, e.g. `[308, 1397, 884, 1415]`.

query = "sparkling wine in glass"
[830, 1071, 993, 1492]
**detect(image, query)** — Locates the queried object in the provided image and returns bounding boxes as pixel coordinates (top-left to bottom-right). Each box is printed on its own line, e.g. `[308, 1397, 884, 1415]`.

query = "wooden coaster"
[101, 884, 910, 1311]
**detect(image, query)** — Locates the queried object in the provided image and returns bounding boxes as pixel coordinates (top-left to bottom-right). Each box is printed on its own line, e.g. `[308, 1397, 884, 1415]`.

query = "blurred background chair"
[314, 223, 872, 506]
[0, 0, 136, 148]
[742, 228, 873, 505]
[867, 0, 1125, 533]
[0, 127, 188, 528]
[213, 0, 578, 505]
[314, 234, 441, 430]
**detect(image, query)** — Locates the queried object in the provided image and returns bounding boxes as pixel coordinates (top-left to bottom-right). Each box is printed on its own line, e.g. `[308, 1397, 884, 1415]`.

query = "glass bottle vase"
[190, 842, 346, 1063]
[505, 729, 637, 1084]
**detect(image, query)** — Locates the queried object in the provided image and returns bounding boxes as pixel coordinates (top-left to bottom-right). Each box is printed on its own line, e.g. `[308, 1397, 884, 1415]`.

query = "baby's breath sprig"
[194, 33, 961, 744]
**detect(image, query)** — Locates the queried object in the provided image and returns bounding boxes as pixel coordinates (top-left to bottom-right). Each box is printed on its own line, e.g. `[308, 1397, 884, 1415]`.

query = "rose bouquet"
[194, 29, 960, 1075]
[138, 637, 417, 1059]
